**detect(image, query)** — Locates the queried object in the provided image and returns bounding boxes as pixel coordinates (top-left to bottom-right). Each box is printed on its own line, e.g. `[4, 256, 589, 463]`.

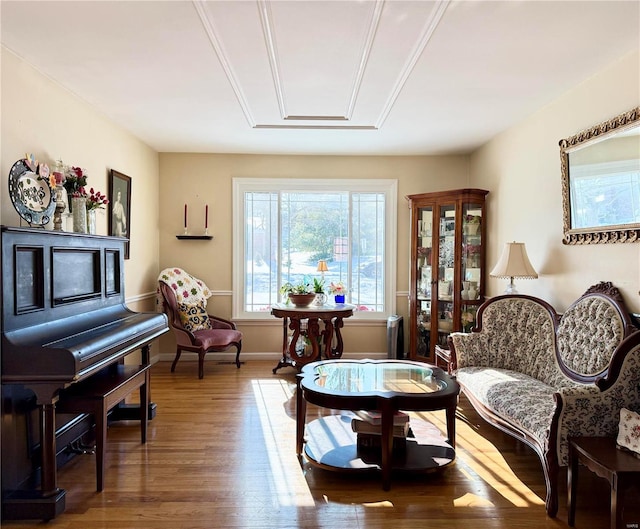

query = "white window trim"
[232, 177, 397, 321]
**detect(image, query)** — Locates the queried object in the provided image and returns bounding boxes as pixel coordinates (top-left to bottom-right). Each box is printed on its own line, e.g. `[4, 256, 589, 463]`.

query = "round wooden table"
[271, 303, 354, 373]
[296, 359, 460, 490]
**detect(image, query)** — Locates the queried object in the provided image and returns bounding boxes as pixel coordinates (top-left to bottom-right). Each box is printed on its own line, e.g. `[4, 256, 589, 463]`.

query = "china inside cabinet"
[406, 189, 489, 363]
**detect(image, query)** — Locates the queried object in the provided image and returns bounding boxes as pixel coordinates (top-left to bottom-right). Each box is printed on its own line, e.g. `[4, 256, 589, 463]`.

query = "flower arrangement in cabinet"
[463, 243, 481, 268]
[417, 246, 432, 268]
[464, 214, 481, 225]
[461, 307, 478, 332]
[463, 214, 481, 235]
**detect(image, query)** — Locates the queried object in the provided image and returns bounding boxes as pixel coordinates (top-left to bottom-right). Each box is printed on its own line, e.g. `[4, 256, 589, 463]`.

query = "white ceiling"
[1, 1, 638, 155]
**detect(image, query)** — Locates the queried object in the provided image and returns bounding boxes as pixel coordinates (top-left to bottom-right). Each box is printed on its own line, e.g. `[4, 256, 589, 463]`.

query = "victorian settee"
[448, 282, 640, 517]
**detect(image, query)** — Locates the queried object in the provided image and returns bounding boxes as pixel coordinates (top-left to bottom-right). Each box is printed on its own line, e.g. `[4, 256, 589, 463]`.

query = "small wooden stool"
[568, 436, 640, 529]
[57, 364, 150, 491]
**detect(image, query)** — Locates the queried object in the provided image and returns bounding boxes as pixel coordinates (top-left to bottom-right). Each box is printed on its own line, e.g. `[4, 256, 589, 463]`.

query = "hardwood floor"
[4, 359, 638, 528]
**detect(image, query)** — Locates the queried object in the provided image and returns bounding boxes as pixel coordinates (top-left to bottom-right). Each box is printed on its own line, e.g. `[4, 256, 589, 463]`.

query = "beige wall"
[471, 50, 640, 313]
[158, 153, 470, 356]
[1, 47, 161, 310]
[3, 42, 638, 362]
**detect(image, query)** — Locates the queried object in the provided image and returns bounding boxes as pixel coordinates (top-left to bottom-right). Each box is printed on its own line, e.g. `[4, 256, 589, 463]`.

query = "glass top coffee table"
[296, 359, 460, 490]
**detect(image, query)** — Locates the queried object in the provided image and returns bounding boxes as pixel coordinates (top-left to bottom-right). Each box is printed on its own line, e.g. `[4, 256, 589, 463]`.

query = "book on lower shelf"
[357, 432, 407, 452]
[353, 410, 410, 426]
[351, 417, 411, 438]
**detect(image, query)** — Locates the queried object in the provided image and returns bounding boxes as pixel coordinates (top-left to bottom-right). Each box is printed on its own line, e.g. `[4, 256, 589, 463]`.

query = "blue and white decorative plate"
[8, 158, 56, 226]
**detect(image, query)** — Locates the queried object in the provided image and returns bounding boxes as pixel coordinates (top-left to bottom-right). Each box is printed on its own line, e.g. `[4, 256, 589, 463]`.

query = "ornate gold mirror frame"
[560, 107, 640, 244]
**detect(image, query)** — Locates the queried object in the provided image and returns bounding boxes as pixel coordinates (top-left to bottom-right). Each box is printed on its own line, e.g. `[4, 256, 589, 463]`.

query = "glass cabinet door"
[436, 204, 455, 348]
[460, 202, 483, 333]
[415, 207, 433, 358]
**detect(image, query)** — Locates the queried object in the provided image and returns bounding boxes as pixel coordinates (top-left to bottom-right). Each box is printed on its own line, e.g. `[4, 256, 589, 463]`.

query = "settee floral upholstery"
[449, 282, 640, 518]
[558, 351, 640, 456]
[556, 295, 627, 376]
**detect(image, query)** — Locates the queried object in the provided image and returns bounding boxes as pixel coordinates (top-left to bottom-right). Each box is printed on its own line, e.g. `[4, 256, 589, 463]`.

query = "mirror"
[560, 107, 640, 244]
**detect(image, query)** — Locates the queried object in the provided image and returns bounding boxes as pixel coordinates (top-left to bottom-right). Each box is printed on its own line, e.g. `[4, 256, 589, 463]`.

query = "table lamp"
[490, 242, 538, 294]
[317, 260, 328, 280]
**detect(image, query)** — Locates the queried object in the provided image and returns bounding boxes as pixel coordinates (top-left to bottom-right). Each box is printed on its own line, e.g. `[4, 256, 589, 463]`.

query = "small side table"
[568, 436, 640, 529]
[271, 304, 355, 373]
[435, 345, 452, 374]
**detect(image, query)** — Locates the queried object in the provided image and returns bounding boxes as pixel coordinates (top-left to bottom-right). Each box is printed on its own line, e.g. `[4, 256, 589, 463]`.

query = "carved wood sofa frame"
[448, 282, 640, 518]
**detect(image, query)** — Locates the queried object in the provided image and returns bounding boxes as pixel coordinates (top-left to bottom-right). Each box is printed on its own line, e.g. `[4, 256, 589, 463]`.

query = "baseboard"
[154, 351, 388, 363]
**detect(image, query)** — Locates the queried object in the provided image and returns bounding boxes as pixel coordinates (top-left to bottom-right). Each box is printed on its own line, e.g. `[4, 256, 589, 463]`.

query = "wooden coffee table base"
[303, 414, 455, 477]
[296, 360, 460, 491]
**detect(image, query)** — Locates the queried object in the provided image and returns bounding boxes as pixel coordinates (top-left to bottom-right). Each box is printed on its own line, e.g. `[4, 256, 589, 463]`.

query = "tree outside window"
[233, 178, 397, 320]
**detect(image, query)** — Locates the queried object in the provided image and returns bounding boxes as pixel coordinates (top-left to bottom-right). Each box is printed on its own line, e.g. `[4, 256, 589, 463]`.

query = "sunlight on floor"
[251, 378, 316, 507]
[413, 409, 545, 508]
[250, 377, 544, 512]
[362, 500, 395, 508]
[453, 492, 495, 508]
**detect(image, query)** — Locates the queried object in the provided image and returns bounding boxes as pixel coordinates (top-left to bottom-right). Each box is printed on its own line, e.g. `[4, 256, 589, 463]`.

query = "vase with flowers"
[70, 191, 88, 233]
[461, 307, 477, 332]
[463, 214, 481, 236]
[329, 281, 347, 304]
[86, 187, 109, 235]
[62, 166, 88, 213]
[463, 242, 481, 268]
[417, 246, 431, 268]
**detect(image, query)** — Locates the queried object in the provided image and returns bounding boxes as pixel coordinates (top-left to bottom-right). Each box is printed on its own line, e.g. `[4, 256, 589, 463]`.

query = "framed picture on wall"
[109, 169, 131, 259]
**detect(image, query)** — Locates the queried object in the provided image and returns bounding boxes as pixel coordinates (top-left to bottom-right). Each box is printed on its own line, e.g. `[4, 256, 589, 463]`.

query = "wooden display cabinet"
[406, 189, 489, 363]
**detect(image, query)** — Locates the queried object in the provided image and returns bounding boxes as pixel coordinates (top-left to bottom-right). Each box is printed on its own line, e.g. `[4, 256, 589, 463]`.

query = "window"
[232, 178, 397, 320]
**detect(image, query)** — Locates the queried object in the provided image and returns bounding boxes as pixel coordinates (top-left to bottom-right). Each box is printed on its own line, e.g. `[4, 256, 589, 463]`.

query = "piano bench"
[57, 364, 151, 492]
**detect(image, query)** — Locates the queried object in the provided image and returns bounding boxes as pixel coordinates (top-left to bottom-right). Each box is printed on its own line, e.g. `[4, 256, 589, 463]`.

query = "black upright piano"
[1, 226, 169, 520]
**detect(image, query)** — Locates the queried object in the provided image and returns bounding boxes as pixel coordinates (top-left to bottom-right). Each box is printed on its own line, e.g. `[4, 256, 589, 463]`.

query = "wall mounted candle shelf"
[176, 235, 213, 240]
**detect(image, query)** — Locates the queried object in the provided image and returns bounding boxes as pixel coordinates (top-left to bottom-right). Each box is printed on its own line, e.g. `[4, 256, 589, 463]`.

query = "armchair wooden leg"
[235, 344, 242, 368]
[171, 349, 182, 373]
[198, 353, 205, 379]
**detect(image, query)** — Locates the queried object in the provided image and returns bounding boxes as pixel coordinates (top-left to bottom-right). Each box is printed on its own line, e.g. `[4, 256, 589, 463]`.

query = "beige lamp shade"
[316, 260, 329, 273]
[490, 242, 538, 294]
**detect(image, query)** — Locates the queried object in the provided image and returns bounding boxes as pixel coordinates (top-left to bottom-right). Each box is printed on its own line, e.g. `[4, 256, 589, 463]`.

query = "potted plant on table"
[279, 281, 316, 307]
[312, 277, 327, 306]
